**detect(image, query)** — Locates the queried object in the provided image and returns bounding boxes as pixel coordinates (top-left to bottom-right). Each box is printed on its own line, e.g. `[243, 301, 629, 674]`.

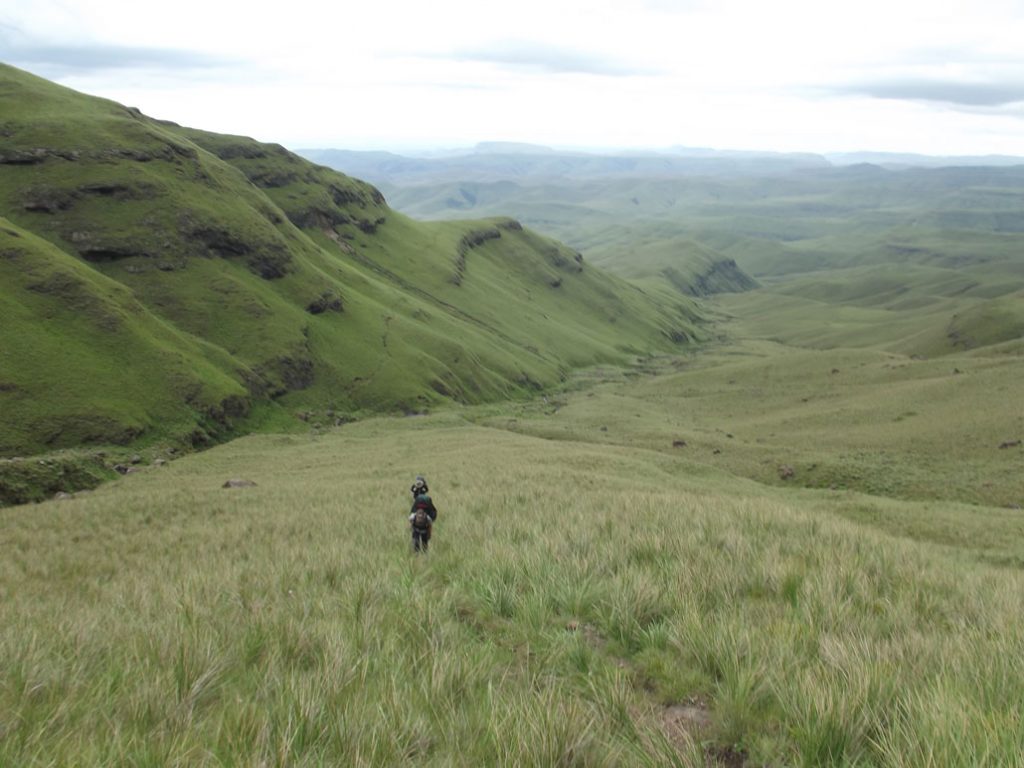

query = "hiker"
[408, 475, 438, 553]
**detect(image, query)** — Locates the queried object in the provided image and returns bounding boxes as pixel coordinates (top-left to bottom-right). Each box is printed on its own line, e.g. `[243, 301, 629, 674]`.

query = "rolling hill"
[310, 147, 1024, 359]
[0, 64, 703, 460]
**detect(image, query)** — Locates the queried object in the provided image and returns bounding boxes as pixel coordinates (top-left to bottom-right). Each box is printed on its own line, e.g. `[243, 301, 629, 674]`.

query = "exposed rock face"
[306, 291, 344, 315]
[1, 144, 194, 165]
[0, 148, 79, 164]
[291, 206, 350, 229]
[661, 259, 759, 297]
[182, 222, 292, 279]
[78, 245, 149, 262]
[260, 356, 315, 392]
[209, 142, 274, 161]
[452, 226, 502, 285]
[22, 185, 77, 212]
[356, 217, 385, 234]
[459, 227, 502, 251]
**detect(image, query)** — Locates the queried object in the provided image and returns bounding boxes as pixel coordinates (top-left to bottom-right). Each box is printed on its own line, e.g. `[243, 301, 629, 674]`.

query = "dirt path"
[566, 620, 751, 766]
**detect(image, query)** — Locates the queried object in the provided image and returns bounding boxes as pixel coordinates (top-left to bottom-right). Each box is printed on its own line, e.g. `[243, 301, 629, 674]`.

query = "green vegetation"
[332, 149, 1024, 318]
[2, 358, 1022, 764]
[0, 218, 249, 457]
[478, 342, 1023, 512]
[331, 146, 1023, 386]
[0, 64, 701, 459]
[0, 451, 114, 506]
[4, 64, 1024, 767]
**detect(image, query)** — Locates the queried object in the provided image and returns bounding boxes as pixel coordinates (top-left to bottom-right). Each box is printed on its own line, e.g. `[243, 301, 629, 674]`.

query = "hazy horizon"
[4, 0, 1024, 157]
[296, 140, 1024, 163]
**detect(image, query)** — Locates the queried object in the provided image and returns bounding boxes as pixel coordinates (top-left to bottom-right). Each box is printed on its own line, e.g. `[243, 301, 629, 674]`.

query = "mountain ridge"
[0, 64, 702, 461]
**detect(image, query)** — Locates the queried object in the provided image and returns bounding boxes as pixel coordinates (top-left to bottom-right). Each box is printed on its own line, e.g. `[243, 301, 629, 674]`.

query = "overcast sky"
[3, 0, 1024, 156]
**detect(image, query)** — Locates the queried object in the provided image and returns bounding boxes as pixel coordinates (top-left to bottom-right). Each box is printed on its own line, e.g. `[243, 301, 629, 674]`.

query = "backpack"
[412, 495, 432, 531]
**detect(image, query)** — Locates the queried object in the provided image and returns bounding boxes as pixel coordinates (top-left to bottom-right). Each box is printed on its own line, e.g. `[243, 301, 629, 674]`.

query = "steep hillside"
[0, 65, 702, 458]
[341, 173, 762, 298]
[332, 148, 1023, 359]
[321, 149, 1024, 282]
[0, 218, 247, 453]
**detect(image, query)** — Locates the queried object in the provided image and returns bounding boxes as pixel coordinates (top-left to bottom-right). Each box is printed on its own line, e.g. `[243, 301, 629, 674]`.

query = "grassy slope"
[484, 343, 1023, 509]
[354, 176, 764, 298]
[380, 164, 1024, 352]
[712, 263, 1024, 358]
[2, 389, 1022, 766]
[0, 64, 700, 457]
[0, 218, 248, 454]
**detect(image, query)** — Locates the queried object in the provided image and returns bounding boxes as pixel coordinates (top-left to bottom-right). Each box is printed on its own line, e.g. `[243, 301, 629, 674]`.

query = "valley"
[1, 66, 1023, 766]
[0, 65, 700, 468]
[2, 333, 1022, 765]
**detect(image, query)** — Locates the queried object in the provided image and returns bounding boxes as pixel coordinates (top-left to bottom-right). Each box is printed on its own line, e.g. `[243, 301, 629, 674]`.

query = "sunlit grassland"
[3, 411, 1024, 766]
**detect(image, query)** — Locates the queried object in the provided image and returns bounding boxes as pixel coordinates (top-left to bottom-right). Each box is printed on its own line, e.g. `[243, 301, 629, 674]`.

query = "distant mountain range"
[298, 144, 1024, 188]
[297, 146, 831, 187]
[823, 151, 1024, 168]
[301, 142, 1024, 296]
[300, 139, 1024, 371]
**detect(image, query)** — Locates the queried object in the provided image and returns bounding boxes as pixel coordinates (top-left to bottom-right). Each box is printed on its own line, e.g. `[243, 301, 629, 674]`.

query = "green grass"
[478, 339, 1023, 510]
[0, 64, 700, 457]
[5, 63, 1024, 765]
[372, 152, 1024, 309]
[0, 218, 248, 456]
[2, 399, 1023, 766]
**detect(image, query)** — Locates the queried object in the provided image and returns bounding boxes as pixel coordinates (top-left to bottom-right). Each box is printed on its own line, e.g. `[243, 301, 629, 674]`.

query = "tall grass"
[2, 414, 1023, 765]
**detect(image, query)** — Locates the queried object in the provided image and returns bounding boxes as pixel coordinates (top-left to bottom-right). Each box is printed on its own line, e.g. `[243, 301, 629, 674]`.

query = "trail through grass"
[3, 407, 1024, 765]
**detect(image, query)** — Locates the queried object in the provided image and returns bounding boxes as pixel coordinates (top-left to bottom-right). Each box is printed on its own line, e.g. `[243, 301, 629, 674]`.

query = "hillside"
[312, 148, 1024, 359]
[298, 147, 770, 298]
[0, 64, 702, 460]
[5, 70, 1024, 766]
[2, 365, 1022, 765]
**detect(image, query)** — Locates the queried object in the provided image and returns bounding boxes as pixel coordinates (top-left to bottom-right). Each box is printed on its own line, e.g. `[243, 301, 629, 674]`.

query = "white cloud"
[3, 0, 1024, 154]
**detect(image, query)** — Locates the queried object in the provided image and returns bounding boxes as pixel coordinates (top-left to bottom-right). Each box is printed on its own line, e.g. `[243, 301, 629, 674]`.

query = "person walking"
[408, 475, 438, 553]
